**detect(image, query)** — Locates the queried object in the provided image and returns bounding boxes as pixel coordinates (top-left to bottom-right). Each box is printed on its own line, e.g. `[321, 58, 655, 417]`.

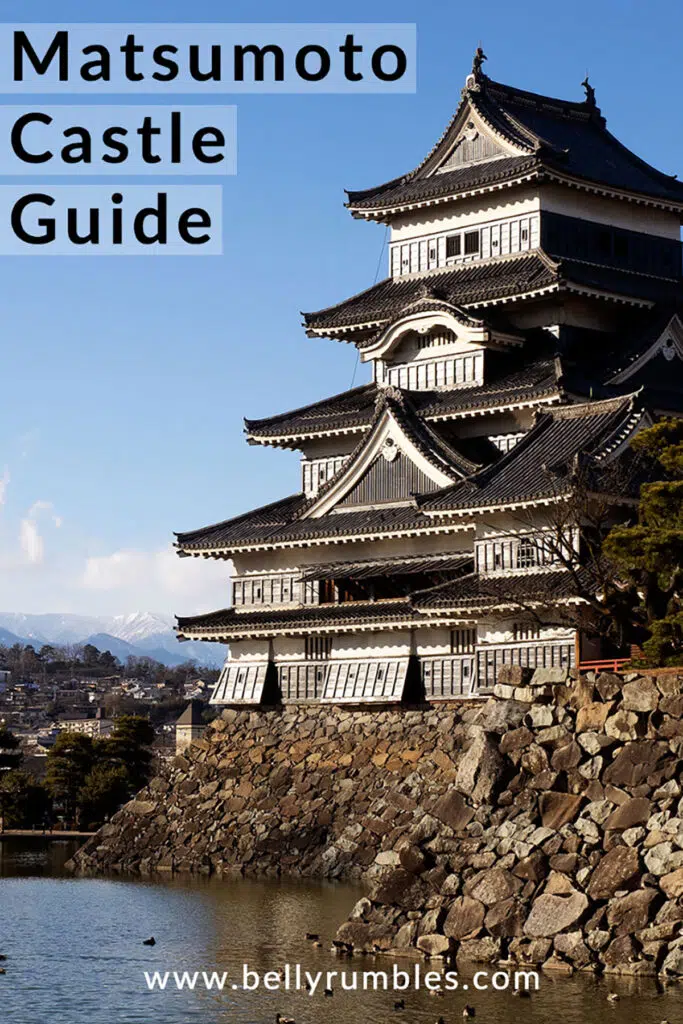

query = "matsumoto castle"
[175, 53, 683, 706]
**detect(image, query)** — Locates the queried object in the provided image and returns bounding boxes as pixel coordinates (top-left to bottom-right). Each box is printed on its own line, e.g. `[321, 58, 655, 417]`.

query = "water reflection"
[0, 836, 82, 877]
[0, 844, 680, 1024]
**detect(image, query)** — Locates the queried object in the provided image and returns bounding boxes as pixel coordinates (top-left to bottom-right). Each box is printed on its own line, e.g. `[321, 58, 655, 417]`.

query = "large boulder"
[524, 888, 588, 938]
[430, 790, 475, 832]
[417, 933, 454, 957]
[604, 797, 651, 832]
[457, 937, 502, 963]
[660, 867, 683, 898]
[576, 701, 612, 733]
[621, 678, 659, 713]
[455, 731, 504, 806]
[587, 847, 641, 899]
[603, 741, 669, 788]
[485, 898, 526, 938]
[443, 895, 486, 940]
[605, 711, 639, 742]
[606, 889, 658, 935]
[467, 867, 522, 906]
[366, 866, 430, 910]
[539, 792, 584, 829]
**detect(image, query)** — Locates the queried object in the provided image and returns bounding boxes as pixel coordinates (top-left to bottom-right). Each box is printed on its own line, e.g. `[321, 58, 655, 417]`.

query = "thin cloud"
[19, 500, 62, 565]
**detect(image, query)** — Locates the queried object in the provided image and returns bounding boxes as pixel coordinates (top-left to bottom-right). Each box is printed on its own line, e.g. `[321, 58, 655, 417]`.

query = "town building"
[56, 707, 113, 738]
[175, 53, 683, 705]
[175, 701, 206, 754]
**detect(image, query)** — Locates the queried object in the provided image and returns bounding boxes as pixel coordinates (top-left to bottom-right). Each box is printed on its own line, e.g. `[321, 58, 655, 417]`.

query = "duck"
[463, 1007, 476, 1018]
[0, 955, 7, 961]
[394, 999, 405, 1010]
[0, 968, 6, 976]
[606, 993, 619, 1003]
[324, 987, 333, 997]
[276, 1016, 296, 1024]
[143, 937, 156, 946]
[512, 990, 531, 998]
[436, 1018, 446, 1024]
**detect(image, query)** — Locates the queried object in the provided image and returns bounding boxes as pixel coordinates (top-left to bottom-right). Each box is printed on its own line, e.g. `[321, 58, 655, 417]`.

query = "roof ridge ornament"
[464, 45, 487, 93]
[581, 75, 598, 109]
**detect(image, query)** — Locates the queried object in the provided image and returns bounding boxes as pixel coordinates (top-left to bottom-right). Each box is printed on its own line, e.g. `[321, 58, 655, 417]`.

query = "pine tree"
[604, 419, 683, 666]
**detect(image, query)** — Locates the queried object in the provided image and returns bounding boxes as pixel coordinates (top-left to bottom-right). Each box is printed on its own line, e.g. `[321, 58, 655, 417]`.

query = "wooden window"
[282, 577, 292, 602]
[464, 230, 480, 255]
[446, 234, 461, 258]
[451, 628, 476, 653]
[514, 622, 542, 641]
[233, 580, 243, 605]
[305, 636, 333, 660]
[516, 537, 538, 569]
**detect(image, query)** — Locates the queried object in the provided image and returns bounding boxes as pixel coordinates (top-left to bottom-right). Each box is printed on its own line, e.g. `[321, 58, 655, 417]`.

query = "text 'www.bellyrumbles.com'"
[143, 963, 541, 995]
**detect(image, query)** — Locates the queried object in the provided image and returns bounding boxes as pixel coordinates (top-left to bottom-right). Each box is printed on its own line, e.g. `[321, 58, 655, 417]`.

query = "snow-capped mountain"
[105, 611, 175, 643]
[0, 611, 225, 668]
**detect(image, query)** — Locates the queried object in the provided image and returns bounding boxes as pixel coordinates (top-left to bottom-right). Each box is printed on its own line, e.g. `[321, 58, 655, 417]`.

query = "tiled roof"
[420, 394, 645, 513]
[245, 357, 561, 444]
[175, 499, 464, 555]
[176, 567, 594, 640]
[347, 155, 541, 211]
[176, 599, 424, 639]
[299, 553, 473, 581]
[303, 254, 677, 337]
[303, 254, 559, 333]
[178, 396, 645, 556]
[413, 568, 594, 611]
[347, 75, 683, 214]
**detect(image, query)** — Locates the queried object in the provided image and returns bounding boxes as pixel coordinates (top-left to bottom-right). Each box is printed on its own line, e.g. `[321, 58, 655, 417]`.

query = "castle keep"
[175, 53, 683, 706]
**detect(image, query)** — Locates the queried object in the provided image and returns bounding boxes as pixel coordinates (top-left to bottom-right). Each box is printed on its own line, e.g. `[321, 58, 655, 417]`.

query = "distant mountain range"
[0, 612, 226, 668]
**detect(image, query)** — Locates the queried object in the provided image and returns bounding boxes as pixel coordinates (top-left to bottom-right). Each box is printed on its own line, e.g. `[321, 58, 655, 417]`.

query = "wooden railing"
[578, 658, 630, 673]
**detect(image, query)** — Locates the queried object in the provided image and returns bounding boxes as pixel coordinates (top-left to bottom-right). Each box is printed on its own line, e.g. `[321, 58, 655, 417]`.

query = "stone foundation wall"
[71, 667, 683, 977]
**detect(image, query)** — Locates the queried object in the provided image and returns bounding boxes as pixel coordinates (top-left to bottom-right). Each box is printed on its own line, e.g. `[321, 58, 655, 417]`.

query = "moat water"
[0, 837, 680, 1024]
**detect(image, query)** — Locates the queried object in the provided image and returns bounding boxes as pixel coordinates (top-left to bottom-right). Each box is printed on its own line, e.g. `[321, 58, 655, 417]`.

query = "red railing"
[578, 658, 630, 673]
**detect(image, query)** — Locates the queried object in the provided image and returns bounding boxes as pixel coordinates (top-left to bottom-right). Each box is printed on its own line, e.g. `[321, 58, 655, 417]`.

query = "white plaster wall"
[414, 626, 461, 656]
[391, 191, 541, 242]
[331, 630, 413, 659]
[478, 618, 576, 644]
[506, 295, 627, 332]
[222, 640, 271, 662]
[232, 531, 475, 576]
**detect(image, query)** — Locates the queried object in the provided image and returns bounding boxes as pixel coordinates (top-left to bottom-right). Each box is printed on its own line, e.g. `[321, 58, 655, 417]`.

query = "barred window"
[464, 230, 480, 255]
[516, 537, 539, 569]
[446, 234, 461, 258]
[305, 636, 333, 660]
[451, 628, 476, 653]
[514, 622, 541, 641]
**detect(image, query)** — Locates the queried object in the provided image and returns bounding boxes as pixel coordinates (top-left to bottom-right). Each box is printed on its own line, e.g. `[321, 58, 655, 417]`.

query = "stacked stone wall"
[71, 667, 683, 976]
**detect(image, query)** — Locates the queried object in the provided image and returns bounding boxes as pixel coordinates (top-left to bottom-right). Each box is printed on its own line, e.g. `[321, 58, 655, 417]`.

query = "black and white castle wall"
[174, 53, 683, 707]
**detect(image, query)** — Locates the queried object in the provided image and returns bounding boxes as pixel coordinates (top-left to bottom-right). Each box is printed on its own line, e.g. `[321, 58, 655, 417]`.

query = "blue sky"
[1, 0, 682, 616]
